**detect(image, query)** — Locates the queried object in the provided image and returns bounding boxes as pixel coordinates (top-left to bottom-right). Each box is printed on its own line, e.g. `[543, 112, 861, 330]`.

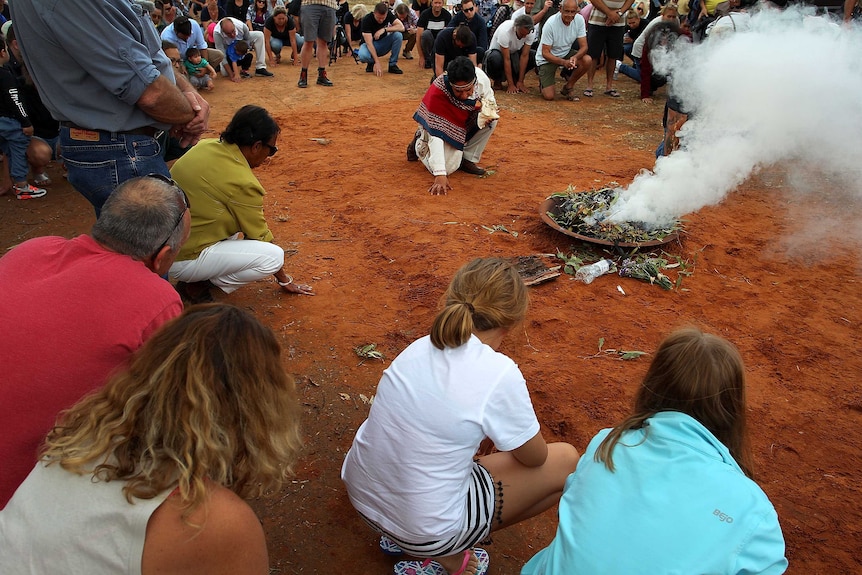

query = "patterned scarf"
[413, 75, 479, 151]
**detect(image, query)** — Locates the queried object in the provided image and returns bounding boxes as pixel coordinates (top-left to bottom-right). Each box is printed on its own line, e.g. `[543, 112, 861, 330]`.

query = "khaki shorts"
[537, 47, 578, 89]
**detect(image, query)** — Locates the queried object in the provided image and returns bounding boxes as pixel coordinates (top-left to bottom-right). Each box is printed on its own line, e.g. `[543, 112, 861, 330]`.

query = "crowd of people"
[6, 0, 855, 572]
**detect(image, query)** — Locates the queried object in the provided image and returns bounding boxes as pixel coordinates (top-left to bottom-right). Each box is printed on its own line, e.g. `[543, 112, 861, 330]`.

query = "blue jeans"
[270, 35, 305, 57]
[358, 32, 403, 66]
[619, 57, 641, 82]
[0, 117, 31, 182]
[60, 126, 170, 217]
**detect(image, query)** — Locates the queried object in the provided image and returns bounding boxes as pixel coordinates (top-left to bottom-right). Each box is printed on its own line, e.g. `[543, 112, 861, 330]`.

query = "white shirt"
[341, 334, 540, 541]
[536, 12, 587, 66]
[489, 19, 537, 52]
[631, 16, 666, 59]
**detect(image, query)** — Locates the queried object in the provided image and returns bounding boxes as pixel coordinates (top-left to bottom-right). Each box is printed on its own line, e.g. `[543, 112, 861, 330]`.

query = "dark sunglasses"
[265, 143, 278, 156]
[147, 174, 190, 260]
[463, 6, 475, 11]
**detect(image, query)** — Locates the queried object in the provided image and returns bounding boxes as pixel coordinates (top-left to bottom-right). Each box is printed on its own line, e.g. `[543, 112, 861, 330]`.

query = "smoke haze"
[607, 7, 862, 227]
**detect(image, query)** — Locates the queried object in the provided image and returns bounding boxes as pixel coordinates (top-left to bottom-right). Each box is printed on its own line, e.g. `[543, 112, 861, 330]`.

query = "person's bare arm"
[516, 44, 529, 90]
[388, 18, 405, 32]
[501, 45, 516, 92]
[136, 75, 195, 124]
[845, 0, 856, 21]
[363, 31, 383, 75]
[415, 26, 427, 67]
[510, 432, 549, 468]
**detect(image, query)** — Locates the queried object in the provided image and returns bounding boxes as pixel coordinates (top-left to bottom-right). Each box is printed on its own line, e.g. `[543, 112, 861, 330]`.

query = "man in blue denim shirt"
[10, 0, 211, 216]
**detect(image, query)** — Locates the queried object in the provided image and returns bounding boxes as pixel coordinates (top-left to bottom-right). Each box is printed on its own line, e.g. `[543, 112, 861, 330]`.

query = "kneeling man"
[407, 57, 498, 195]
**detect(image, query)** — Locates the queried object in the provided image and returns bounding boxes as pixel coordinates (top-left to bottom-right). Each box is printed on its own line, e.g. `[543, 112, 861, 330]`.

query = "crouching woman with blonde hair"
[0, 304, 303, 575]
[342, 257, 580, 575]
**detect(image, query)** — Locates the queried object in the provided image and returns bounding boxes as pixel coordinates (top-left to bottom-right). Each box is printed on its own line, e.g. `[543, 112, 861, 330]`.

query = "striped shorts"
[361, 462, 503, 558]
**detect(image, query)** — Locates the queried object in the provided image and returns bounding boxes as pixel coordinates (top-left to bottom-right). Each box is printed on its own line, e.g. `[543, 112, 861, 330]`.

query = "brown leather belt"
[59, 121, 159, 138]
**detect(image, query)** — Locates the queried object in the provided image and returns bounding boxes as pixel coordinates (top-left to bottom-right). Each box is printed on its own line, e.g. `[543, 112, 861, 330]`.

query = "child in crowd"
[184, 47, 217, 91]
[0, 36, 45, 200]
[225, 39, 253, 82]
[522, 327, 788, 575]
[342, 257, 579, 575]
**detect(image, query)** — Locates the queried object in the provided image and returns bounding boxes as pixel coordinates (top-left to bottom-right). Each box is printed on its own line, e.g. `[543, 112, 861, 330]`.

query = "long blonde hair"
[430, 258, 528, 349]
[596, 327, 754, 478]
[42, 304, 303, 518]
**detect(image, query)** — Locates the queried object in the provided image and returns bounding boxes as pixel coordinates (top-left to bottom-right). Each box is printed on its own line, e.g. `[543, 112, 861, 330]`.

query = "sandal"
[379, 534, 403, 556]
[583, 88, 594, 97]
[393, 548, 489, 575]
[604, 89, 621, 98]
[560, 87, 580, 101]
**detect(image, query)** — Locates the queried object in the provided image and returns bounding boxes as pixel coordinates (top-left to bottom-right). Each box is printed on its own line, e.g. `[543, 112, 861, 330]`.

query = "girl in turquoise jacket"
[522, 327, 788, 575]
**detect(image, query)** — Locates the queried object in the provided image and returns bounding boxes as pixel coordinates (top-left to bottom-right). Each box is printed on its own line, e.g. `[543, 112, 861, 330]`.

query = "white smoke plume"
[606, 7, 862, 226]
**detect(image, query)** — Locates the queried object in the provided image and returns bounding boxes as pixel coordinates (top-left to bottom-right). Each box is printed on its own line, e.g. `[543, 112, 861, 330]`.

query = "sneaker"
[366, 62, 374, 73]
[402, 52, 413, 60]
[388, 64, 403, 74]
[255, 68, 274, 77]
[298, 71, 308, 88]
[379, 534, 403, 556]
[240, 70, 251, 78]
[15, 183, 47, 200]
[316, 70, 333, 86]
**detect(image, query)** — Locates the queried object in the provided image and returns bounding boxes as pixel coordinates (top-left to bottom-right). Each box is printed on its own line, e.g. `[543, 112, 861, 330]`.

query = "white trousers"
[169, 237, 284, 294]
[418, 123, 496, 176]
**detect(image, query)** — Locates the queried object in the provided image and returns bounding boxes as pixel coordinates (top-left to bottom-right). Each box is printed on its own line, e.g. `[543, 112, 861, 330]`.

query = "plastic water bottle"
[575, 259, 613, 284]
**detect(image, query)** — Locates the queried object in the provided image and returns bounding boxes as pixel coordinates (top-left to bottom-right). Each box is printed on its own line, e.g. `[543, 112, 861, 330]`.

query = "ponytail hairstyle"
[595, 327, 754, 478]
[430, 258, 528, 350]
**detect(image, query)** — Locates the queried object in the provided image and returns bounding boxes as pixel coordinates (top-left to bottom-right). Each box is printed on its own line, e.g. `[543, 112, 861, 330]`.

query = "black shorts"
[586, 24, 625, 61]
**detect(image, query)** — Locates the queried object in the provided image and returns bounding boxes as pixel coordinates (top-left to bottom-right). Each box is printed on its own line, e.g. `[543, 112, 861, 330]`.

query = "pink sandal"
[393, 548, 489, 575]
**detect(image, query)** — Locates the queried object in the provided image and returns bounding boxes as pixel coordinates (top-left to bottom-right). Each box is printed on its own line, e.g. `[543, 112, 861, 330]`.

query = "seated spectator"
[521, 328, 788, 575]
[344, 4, 369, 55]
[265, 6, 303, 65]
[247, 0, 271, 31]
[227, 0, 252, 21]
[535, 0, 591, 101]
[3, 24, 59, 190]
[215, 16, 274, 77]
[447, 0, 488, 62]
[623, 8, 648, 62]
[0, 304, 303, 573]
[394, 3, 419, 60]
[161, 15, 226, 78]
[619, 2, 680, 86]
[358, 2, 405, 75]
[416, 0, 452, 69]
[433, 24, 477, 79]
[408, 57, 498, 193]
[413, 0, 432, 16]
[169, 105, 314, 303]
[0, 175, 187, 508]
[200, 0, 227, 25]
[184, 47, 217, 91]
[341, 257, 579, 575]
[484, 14, 537, 93]
[0, 36, 45, 199]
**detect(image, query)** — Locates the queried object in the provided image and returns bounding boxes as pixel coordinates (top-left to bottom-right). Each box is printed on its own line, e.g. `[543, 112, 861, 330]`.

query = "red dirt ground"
[2, 57, 860, 574]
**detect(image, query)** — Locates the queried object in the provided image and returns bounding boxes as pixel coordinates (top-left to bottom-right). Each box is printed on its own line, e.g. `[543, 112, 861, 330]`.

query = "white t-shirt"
[341, 335, 540, 541]
[489, 19, 537, 52]
[631, 16, 666, 59]
[536, 12, 587, 66]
